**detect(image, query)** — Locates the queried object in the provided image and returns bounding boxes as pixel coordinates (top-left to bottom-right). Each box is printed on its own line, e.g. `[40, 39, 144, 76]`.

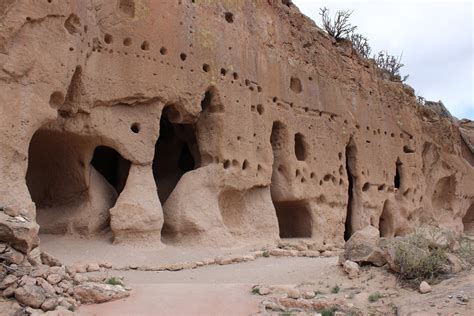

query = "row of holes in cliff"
[61, 0, 413, 146]
[66, 18, 414, 158]
[64, 47, 414, 175]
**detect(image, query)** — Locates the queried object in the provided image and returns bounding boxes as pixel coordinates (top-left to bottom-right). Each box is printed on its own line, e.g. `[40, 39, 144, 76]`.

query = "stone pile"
[0, 242, 129, 314]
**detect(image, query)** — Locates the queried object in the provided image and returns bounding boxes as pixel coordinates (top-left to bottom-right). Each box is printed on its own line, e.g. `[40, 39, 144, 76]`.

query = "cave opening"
[152, 108, 200, 204]
[463, 204, 474, 236]
[91, 146, 130, 194]
[394, 158, 402, 189]
[26, 128, 130, 235]
[274, 201, 312, 238]
[344, 138, 357, 241]
[269, 121, 312, 238]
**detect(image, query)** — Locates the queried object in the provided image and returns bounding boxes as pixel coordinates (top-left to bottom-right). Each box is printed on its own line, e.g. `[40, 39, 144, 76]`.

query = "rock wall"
[1, 0, 473, 253]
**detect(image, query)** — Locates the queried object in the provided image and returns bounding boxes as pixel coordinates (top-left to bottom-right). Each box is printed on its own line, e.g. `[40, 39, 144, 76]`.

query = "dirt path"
[40, 235, 474, 315]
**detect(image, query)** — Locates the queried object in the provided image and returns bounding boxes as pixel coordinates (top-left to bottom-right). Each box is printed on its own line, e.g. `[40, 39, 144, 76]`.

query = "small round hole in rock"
[160, 47, 168, 55]
[141, 41, 150, 51]
[131, 123, 140, 134]
[49, 91, 65, 108]
[123, 38, 132, 46]
[104, 34, 113, 44]
[224, 12, 234, 23]
[180, 53, 187, 61]
[202, 64, 210, 72]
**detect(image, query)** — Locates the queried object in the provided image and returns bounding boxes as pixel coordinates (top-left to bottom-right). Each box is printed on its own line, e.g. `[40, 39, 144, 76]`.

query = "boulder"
[343, 226, 386, 266]
[0, 212, 39, 253]
[14, 284, 47, 308]
[73, 282, 129, 304]
[343, 260, 360, 279]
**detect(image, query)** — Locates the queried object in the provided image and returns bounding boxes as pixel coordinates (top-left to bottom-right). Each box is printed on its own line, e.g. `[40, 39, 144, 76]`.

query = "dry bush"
[374, 51, 409, 82]
[319, 7, 356, 41]
[394, 243, 448, 281]
[350, 33, 371, 58]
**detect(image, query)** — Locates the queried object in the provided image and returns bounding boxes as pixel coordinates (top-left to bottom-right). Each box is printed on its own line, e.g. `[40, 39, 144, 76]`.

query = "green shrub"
[457, 236, 474, 265]
[331, 285, 340, 294]
[105, 277, 123, 286]
[319, 307, 337, 316]
[368, 291, 382, 302]
[263, 251, 270, 258]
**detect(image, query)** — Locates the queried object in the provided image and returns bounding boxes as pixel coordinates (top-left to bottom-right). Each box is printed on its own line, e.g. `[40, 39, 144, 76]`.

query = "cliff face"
[1, 0, 473, 253]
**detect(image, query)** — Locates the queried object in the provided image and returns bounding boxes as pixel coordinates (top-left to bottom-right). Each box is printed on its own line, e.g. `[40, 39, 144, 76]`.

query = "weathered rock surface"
[14, 284, 47, 309]
[0, 0, 471, 251]
[73, 282, 129, 304]
[342, 226, 386, 266]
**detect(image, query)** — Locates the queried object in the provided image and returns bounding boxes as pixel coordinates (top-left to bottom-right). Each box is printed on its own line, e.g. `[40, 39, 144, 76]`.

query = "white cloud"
[292, 0, 474, 119]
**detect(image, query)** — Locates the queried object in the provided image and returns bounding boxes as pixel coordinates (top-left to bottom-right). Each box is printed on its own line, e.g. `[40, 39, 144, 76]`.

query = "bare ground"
[39, 234, 474, 316]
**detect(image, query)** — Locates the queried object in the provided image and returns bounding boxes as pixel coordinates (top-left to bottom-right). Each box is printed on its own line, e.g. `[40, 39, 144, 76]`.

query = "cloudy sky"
[292, 0, 474, 119]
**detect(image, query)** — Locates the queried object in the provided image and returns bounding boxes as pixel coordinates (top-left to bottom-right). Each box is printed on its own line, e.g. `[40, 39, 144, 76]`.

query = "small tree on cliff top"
[319, 7, 357, 41]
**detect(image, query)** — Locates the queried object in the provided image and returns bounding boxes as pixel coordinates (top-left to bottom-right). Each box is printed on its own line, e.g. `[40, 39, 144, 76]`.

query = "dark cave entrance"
[152, 108, 200, 204]
[344, 138, 357, 241]
[463, 204, 474, 236]
[91, 146, 131, 194]
[26, 128, 130, 235]
[270, 121, 312, 238]
[274, 201, 312, 238]
[394, 158, 402, 189]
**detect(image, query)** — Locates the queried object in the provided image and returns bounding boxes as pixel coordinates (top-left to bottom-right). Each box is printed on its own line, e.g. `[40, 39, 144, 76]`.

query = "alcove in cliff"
[344, 137, 357, 241]
[26, 128, 130, 235]
[270, 122, 312, 238]
[462, 204, 474, 235]
[153, 107, 200, 204]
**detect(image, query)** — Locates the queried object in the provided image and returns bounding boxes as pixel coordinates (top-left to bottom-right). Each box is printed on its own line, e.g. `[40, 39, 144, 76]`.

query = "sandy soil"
[40, 235, 474, 316]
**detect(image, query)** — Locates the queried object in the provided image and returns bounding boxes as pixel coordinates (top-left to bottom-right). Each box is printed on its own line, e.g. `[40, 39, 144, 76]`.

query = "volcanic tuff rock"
[0, 0, 473, 253]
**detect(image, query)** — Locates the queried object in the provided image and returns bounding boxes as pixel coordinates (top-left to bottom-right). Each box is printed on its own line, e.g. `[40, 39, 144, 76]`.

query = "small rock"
[47, 273, 62, 285]
[302, 291, 316, 299]
[286, 288, 300, 299]
[72, 263, 87, 273]
[419, 281, 432, 294]
[2, 283, 18, 297]
[40, 252, 61, 267]
[99, 262, 112, 269]
[0, 246, 25, 265]
[73, 282, 129, 304]
[86, 263, 100, 272]
[322, 250, 334, 257]
[36, 278, 55, 296]
[20, 275, 37, 287]
[269, 249, 298, 257]
[343, 260, 360, 279]
[14, 284, 47, 308]
[41, 297, 58, 311]
[28, 247, 42, 266]
[0, 274, 18, 290]
[216, 257, 233, 265]
[258, 287, 270, 295]
[299, 250, 320, 257]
